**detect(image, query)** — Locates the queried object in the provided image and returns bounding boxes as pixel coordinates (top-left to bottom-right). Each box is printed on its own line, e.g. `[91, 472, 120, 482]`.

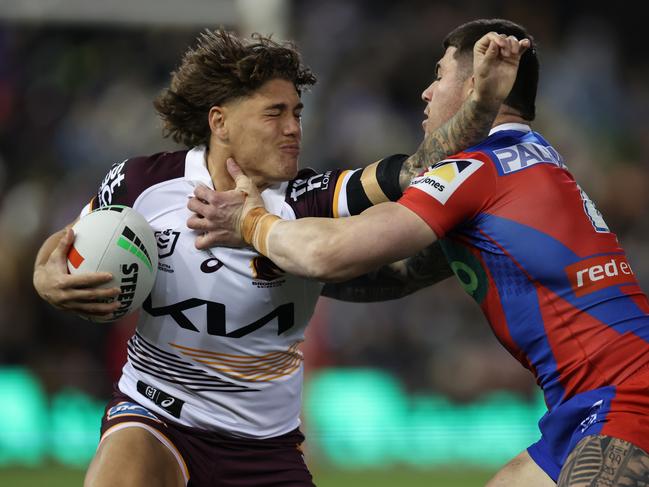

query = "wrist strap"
[241, 207, 280, 257]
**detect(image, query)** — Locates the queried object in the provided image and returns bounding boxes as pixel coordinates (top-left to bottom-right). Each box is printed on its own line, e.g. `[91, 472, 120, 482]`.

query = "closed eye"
[434, 63, 441, 81]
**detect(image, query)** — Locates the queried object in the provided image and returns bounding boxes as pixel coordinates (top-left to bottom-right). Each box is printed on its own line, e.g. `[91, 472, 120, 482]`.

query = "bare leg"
[558, 435, 649, 487]
[485, 450, 556, 487]
[84, 426, 186, 487]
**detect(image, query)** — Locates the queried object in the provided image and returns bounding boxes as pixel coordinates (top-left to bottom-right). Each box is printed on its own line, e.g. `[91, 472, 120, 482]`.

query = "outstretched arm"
[256, 201, 437, 282]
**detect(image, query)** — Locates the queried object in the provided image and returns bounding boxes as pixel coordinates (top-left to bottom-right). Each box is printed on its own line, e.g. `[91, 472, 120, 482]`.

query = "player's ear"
[208, 106, 228, 141]
[465, 74, 476, 98]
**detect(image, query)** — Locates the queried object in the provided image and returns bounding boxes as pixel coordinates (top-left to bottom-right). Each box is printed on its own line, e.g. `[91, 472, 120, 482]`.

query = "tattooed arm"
[397, 33, 529, 189]
[321, 241, 453, 302]
[322, 38, 507, 300]
[326, 95, 493, 301]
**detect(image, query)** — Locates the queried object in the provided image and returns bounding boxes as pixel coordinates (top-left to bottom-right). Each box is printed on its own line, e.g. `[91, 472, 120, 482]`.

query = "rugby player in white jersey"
[33, 29, 519, 487]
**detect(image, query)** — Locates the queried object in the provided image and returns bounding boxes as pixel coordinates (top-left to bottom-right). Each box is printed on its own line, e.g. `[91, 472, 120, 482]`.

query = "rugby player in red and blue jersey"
[203, 19, 649, 487]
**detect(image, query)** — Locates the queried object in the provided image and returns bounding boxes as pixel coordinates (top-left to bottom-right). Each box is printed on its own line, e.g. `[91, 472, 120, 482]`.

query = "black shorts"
[100, 391, 315, 487]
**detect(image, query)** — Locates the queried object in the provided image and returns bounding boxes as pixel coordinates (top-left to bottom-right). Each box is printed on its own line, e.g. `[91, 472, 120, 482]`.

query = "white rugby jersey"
[83, 146, 405, 438]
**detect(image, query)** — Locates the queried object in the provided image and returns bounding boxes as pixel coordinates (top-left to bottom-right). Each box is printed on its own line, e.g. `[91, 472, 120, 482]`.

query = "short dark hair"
[443, 19, 539, 121]
[154, 29, 316, 148]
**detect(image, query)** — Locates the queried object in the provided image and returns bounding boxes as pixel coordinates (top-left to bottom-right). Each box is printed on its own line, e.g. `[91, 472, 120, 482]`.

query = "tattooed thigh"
[558, 435, 649, 487]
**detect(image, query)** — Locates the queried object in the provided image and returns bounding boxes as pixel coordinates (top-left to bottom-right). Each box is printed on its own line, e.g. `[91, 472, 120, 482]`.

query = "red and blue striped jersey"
[399, 123, 649, 410]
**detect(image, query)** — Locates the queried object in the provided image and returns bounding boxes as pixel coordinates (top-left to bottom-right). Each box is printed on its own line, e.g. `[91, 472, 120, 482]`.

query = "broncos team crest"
[250, 256, 285, 281]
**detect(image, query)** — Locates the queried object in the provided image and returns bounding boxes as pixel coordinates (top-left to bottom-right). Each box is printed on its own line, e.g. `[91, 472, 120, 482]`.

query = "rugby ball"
[67, 205, 158, 322]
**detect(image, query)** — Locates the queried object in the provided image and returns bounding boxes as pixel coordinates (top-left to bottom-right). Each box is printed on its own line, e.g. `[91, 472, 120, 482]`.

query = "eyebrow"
[265, 102, 304, 111]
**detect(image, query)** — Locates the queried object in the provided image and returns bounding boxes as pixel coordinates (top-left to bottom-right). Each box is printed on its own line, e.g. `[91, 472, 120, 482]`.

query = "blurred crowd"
[1, 0, 647, 403]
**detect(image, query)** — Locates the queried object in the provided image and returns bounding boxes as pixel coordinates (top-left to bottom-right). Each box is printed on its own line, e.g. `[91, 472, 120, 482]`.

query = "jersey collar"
[183, 146, 287, 215]
[184, 145, 214, 189]
[488, 123, 532, 136]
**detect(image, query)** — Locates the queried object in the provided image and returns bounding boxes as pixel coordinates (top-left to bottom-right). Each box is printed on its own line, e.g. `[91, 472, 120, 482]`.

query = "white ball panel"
[67, 205, 158, 322]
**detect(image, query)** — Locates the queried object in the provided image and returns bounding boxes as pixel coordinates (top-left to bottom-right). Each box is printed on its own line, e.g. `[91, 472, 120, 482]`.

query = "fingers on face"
[226, 158, 242, 176]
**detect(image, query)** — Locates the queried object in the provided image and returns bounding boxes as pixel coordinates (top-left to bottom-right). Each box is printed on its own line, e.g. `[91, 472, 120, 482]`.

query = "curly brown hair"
[154, 29, 316, 148]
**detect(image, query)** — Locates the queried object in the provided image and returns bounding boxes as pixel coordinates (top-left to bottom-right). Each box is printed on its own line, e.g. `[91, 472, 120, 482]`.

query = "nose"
[284, 116, 301, 137]
[421, 82, 434, 103]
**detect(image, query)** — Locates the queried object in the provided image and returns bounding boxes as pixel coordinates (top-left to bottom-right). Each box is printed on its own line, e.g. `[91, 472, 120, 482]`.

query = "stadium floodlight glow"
[304, 368, 546, 468]
[0, 368, 48, 466]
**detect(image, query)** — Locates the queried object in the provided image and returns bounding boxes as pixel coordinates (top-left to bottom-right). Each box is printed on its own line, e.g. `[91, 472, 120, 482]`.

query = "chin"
[279, 159, 299, 181]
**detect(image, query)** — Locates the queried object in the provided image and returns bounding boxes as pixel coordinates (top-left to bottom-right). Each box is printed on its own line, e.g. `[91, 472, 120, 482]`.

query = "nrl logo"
[155, 229, 180, 258]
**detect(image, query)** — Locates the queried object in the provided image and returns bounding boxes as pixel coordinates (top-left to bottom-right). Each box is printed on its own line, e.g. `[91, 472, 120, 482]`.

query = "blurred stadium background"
[0, 0, 647, 485]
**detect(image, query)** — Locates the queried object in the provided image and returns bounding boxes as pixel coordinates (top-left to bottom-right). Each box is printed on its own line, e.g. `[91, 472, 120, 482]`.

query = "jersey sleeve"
[82, 151, 186, 216]
[398, 156, 497, 238]
[287, 153, 407, 219]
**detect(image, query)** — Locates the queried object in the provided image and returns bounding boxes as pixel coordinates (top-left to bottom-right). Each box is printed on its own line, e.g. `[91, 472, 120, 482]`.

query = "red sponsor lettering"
[566, 255, 636, 297]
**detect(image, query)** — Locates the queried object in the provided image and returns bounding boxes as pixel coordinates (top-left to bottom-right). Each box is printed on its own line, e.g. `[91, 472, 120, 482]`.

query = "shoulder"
[283, 167, 342, 218]
[407, 155, 493, 203]
[286, 167, 336, 199]
[95, 150, 188, 208]
[462, 128, 564, 176]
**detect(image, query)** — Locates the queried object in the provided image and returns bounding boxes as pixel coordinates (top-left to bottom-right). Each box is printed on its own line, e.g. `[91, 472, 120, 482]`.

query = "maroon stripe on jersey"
[95, 150, 188, 209]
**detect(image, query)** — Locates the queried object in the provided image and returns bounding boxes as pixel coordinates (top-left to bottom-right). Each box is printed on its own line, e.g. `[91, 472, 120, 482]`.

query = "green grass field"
[0, 465, 496, 486]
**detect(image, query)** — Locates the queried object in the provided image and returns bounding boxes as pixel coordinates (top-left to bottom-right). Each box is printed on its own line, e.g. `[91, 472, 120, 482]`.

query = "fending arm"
[261, 202, 437, 282]
[321, 241, 453, 302]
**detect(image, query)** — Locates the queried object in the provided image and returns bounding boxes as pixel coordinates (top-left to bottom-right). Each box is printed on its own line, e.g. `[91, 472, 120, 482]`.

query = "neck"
[205, 144, 269, 192]
[492, 106, 529, 128]
[205, 146, 234, 191]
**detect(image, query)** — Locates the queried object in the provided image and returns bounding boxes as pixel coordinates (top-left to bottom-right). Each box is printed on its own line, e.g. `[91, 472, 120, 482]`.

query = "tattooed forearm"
[321, 242, 453, 302]
[558, 435, 649, 487]
[399, 95, 498, 190]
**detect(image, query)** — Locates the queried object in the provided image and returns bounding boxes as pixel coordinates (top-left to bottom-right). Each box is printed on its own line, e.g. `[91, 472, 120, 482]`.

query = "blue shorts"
[528, 376, 649, 481]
